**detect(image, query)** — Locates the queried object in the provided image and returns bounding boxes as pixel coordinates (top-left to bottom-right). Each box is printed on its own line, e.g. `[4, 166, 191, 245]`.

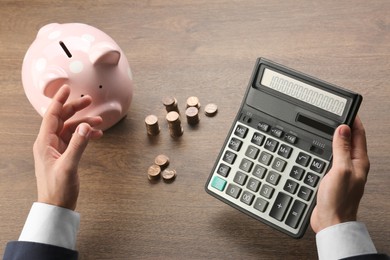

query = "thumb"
[332, 124, 352, 168]
[63, 123, 91, 167]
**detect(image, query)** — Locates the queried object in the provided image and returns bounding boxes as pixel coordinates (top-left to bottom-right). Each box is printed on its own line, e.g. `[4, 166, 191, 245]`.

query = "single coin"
[204, 103, 218, 117]
[166, 111, 180, 123]
[154, 154, 170, 168]
[162, 168, 176, 182]
[147, 164, 161, 181]
[186, 96, 200, 109]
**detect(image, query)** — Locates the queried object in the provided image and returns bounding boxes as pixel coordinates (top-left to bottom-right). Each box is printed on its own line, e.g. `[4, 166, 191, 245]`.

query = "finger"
[331, 124, 352, 171]
[351, 117, 368, 159]
[60, 116, 103, 144]
[350, 117, 370, 178]
[61, 123, 93, 170]
[60, 95, 92, 122]
[39, 85, 71, 136]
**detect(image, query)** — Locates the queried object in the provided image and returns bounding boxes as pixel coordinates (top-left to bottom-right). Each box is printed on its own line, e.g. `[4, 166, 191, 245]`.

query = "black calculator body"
[205, 58, 362, 238]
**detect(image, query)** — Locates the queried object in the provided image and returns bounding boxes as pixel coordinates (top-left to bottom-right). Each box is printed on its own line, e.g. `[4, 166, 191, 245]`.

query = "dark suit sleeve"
[342, 253, 390, 260]
[3, 241, 78, 260]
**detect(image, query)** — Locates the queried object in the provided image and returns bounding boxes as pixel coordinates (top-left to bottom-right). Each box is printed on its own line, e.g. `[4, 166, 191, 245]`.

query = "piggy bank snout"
[92, 101, 124, 131]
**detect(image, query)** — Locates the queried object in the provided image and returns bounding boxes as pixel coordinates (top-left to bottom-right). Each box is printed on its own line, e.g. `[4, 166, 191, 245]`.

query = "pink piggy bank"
[22, 23, 133, 131]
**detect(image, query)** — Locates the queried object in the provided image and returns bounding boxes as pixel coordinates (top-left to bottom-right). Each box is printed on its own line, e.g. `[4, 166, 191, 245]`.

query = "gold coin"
[154, 154, 170, 168]
[204, 103, 218, 117]
[162, 168, 176, 182]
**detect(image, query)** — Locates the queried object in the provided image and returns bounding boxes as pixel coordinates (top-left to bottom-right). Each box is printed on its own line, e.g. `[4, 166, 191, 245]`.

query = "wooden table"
[1, 1, 389, 259]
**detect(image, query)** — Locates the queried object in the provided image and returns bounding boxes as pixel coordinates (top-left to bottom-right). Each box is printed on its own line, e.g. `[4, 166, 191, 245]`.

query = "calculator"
[205, 58, 362, 238]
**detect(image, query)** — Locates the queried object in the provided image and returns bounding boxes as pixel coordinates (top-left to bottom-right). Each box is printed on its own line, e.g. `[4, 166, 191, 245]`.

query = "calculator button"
[233, 171, 248, 186]
[247, 177, 261, 192]
[283, 179, 299, 194]
[259, 151, 273, 166]
[285, 200, 307, 228]
[254, 197, 269, 212]
[277, 144, 293, 159]
[211, 176, 227, 191]
[257, 122, 270, 132]
[251, 132, 265, 147]
[272, 158, 287, 172]
[290, 166, 305, 181]
[271, 127, 283, 138]
[217, 163, 231, 177]
[223, 150, 237, 164]
[239, 158, 254, 173]
[310, 145, 324, 155]
[269, 192, 292, 221]
[296, 152, 311, 167]
[310, 158, 326, 174]
[252, 164, 267, 179]
[226, 183, 242, 199]
[264, 138, 279, 152]
[228, 137, 243, 151]
[234, 125, 248, 138]
[260, 184, 274, 199]
[304, 172, 320, 187]
[245, 145, 260, 159]
[298, 186, 313, 201]
[240, 191, 255, 205]
[266, 171, 281, 186]
[285, 134, 297, 144]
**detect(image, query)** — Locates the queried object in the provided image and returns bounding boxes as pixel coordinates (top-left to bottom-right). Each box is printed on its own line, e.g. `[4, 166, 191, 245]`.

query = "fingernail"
[77, 124, 90, 137]
[339, 125, 351, 139]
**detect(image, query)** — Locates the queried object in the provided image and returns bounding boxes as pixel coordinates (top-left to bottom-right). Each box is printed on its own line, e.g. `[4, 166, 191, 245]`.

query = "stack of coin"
[162, 168, 176, 182]
[185, 106, 200, 125]
[147, 164, 161, 181]
[145, 114, 160, 136]
[204, 103, 218, 117]
[162, 96, 180, 113]
[186, 96, 201, 109]
[166, 111, 183, 137]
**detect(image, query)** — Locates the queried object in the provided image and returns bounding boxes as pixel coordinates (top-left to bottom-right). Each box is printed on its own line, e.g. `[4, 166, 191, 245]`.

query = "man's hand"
[311, 117, 370, 233]
[33, 85, 103, 210]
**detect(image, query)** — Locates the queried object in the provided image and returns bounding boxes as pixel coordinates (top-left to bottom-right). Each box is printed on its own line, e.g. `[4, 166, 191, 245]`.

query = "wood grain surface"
[1, 1, 389, 259]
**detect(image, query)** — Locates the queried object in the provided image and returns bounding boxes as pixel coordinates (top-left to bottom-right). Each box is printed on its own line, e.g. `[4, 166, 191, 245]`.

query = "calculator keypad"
[208, 122, 328, 236]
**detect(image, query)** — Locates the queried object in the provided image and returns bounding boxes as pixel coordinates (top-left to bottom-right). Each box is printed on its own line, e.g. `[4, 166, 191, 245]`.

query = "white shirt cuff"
[316, 221, 377, 260]
[18, 202, 80, 250]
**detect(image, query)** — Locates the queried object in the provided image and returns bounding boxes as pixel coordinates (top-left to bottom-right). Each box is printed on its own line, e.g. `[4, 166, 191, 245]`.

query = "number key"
[233, 171, 248, 186]
[226, 183, 242, 199]
[245, 145, 260, 159]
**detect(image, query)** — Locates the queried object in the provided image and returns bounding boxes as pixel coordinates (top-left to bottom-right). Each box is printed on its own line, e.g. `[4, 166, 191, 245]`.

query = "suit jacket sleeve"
[3, 241, 78, 260]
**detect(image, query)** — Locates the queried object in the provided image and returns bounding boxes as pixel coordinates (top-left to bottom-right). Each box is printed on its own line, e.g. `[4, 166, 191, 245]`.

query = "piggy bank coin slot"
[59, 41, 72, 58]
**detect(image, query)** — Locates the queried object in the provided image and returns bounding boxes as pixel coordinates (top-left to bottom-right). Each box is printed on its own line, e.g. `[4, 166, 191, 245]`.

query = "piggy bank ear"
[41, 67, 69, 98]
[90, 42, 121, 66]
[37, 23, 60, 37]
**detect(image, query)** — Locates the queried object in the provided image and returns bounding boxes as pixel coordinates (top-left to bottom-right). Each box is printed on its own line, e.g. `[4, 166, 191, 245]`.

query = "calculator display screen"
[261, 68, 347, 116]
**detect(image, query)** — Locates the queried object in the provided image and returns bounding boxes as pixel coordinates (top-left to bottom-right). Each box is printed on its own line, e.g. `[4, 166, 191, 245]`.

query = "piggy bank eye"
[99, 85, 103, 89]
